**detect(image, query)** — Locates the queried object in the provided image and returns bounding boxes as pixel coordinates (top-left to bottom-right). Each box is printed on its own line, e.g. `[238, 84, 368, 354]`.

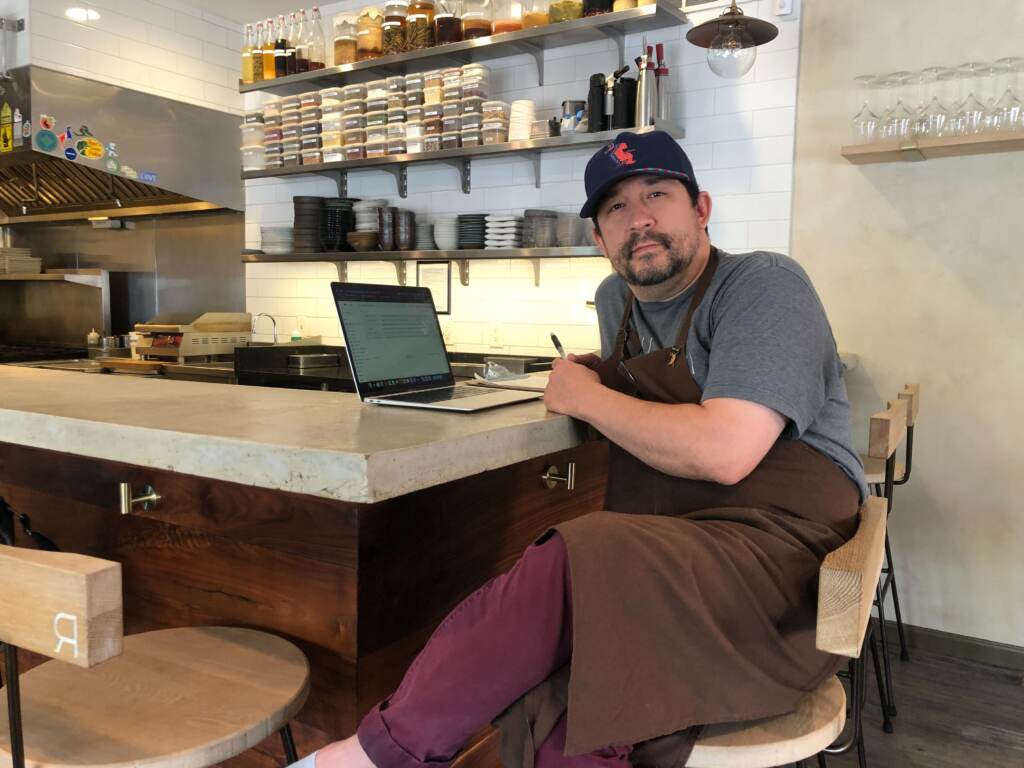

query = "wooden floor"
[829, 649, 1024, 768]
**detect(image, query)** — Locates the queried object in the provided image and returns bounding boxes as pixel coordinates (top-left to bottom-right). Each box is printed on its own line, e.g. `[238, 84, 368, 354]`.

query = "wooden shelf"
[841, 132, 1024, 165]
[243, 120, 683, 198]
[240, 0, 688, 94]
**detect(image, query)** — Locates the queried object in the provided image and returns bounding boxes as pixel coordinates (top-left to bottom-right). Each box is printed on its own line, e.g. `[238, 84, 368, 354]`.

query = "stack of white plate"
[0, 248, 41, 274]
[433, 216, 459, 250]
[260, 226, 294, 255]
[484, 215, 523, 249]
[415, 223, 436, 250]
[354, 199, 387, 233]
[509, 100, 536, 142]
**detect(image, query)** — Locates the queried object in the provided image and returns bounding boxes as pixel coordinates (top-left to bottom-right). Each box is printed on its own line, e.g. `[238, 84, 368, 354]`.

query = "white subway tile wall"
[29, 0, 243, 113]
[242, 0, 803, 353]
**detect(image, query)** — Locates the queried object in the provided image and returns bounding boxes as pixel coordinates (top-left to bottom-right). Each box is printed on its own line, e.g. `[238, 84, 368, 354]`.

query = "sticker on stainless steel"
[0, 124, 11, 153]
[35, 130, 58, 152]
[105, 157, 121, 173]
[39, 114, 55, 130]
[64, 146, 78, 161]
[121, 165, 138, 180]
[139, 170, 158, 184]
[76, 137, 104, 159]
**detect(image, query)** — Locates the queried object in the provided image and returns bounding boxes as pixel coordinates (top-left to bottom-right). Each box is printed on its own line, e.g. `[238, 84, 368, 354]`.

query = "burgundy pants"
[356, 532, 631, 768]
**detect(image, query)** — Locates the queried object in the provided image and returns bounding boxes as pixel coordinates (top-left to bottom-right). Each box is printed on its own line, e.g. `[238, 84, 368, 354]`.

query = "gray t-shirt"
[595, 249, 867, 501]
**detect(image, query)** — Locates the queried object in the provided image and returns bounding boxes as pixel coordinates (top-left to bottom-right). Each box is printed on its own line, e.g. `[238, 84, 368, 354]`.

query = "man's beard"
[615, 231, 695, 287]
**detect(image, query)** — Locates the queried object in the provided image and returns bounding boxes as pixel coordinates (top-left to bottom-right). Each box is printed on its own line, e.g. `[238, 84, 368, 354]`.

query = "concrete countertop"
[0, 367, 584, 504]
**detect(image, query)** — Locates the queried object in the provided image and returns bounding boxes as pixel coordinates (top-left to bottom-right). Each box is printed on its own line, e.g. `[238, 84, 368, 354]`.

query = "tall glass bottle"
[286, 12, 299, 74]
[241, 23, 255, 84]
[274, 15, 289, 78]
[262, 19, 277, 80]
[295, 10, 310, 72]
[252, 22, 265, 81]
[308, 7, 326, 70]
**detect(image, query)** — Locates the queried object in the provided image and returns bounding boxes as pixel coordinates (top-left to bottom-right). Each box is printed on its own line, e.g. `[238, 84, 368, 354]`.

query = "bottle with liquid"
[434, 0, 462, 44]
[262, 18, 277, 80]
[522, 0, 548, 28]
[274, 15, 289, 78]
[308, 7, 326, 69]
[333, 13, 358, 65]
[288, 10, 299, 73]
[294, 11, 309, 73]
[87, 328, 100, 348]
[382, 0, 408, 56]
[406, 0, 435, 50]
[492, 0, 522, 33]
[356, 7, 384, 61]
[252, 22, 265, 81]
[461, 0, 492, 39]
[241, 23, 255, 84]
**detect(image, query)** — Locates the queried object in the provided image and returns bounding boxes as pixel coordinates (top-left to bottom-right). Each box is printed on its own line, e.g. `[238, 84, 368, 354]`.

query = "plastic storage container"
[407, 106, 425, 122]
[281, 123, 302, 142]
[407, 137, 425, 153]
[424, 85, 443, 105]
[241, 146, 265, 171]
[460, 127, 482, 146]
[366, 79, 388, 99]
[366, 96, 389, 113]
[442, 100, 462, 118]
[365, 141, 388, 157]
[386, 107, 407, 123]
[341, 84, 369, 101]
[244, 111, 265, 124]
[301, 135, 323, 150]
[241, 123, 264, 147]
[385, 75, 407, 92]
[264, 139, 283, 156]
[386, 123, 407, 140]
[366, 110, 389, 127]
[423, 117, 442, 135]
[405, 73, 425, 90]
[282, 151, 302, 167]
[461, 77, 488, 98]
[322, 130, 344, 148]
[299, 91, 322, 109]
[387, 139, 408, 154]
[265, 155, 284, 169]
[320, 87, 345, 105]
[344, 143, 366, 160]
[461, 96, 484, 115]
[299, 106, 323, 122]
[441, 131, 461, 149]
[423, 134, 442, 152]
[263, 98, 282, 118]
[282, 138, 302, 154]
[301, 148, 324, 165]
[442, 115, 462, 132]
[340, 99, 367, 115]
[482, 100, 509, 121]
[424, 103, 444, 120]
[387, 92, 407, 110]
[342, 114, 368, 130]
[263, 112, 282, 128]
[263, 126, 283, 142]
[366, 125, 388, 143]
[343, 128, 368, 145]
[324, 148, 346, 162]
[322, 113, 345, 132]
[405, 89, 425, 107]
[461, 112, 483, 129]
[282, 95, 302, 112]
[281, 109, 302, 125]
[300, 119, 322, 137]
[406, 120, 425, 138]
[482, 119, 509, 144]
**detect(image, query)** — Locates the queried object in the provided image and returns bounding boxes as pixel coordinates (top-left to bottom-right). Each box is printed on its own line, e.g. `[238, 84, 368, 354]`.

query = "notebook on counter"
[331, 282, 542, 412]
[471, 371, 550, 393]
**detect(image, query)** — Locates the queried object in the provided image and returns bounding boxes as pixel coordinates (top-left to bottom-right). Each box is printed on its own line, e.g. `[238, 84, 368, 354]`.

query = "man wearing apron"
[293, 131, 867, 768]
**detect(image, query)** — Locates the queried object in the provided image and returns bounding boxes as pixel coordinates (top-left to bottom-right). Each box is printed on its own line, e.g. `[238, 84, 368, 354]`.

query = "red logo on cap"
[606, 142, 636, 167]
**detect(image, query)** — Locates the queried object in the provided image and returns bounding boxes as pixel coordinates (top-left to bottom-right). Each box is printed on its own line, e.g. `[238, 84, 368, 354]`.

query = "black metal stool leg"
[280, 724, 298, 764]
[884, 533, 911, 662]
[868, 627, 894, 733]
[817, 754, 828, 768]
[4, 642, 26, 768]
[874, 584, 898, 718]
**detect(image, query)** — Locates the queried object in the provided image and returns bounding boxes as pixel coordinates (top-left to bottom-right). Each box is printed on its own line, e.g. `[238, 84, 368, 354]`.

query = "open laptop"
[331, 282, 543, 412]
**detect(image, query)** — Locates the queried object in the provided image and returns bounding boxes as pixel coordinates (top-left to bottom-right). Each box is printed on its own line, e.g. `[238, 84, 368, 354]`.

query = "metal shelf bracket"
[509, 40, 545, 85]
[524, 151, 541, 189]
[386, 166, 409, 198]
[391, 260, 409, 286]
[334, 262, 348, 282]
[439, 158, 472, 194]
[319, 170, 348, 197]
[531, 258, 541, 287]
[596, 25, 626, 69]
[456, 259, 470, 286]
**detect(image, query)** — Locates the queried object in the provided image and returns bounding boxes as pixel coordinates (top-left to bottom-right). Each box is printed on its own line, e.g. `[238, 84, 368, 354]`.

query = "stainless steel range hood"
[0, 66, 243, 223]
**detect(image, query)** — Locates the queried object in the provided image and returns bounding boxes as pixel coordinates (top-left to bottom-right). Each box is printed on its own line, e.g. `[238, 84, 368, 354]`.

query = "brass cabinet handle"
[119, 483, 161, 515]
[541, 463, 576, 490]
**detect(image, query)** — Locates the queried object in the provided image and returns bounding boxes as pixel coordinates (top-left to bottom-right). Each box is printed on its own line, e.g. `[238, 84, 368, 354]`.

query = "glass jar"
[332, 14, 357, 65]
[434, 0, 462, 44]
[356, 7, 384, 61]
[522, 0, 549, 27]
[582, 0, 611, 15]
[406, 0, 435, 50]
[382, 0, 408, 55]
[548, 0, 582, 21]
[461, 0, 491, 39]
[492, 0, 522, 33]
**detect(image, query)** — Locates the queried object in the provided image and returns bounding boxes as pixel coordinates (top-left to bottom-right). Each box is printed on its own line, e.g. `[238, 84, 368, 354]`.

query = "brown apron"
[494, 248, 859, 768]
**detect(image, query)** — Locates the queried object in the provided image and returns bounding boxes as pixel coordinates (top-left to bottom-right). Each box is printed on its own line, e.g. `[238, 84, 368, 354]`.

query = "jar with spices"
[492, 0, 522, 33]
[332, 14, 357, 64]
[461, 0, 492, 39]
[548, 0, 582, 21]
[356, 7, 384, 61]
[522, 0, 548, 27]
[434, 0, 462, 44]
[582, 0, 611, 15]
[406, 0, 436, 49]
[382, 0, 408, 55]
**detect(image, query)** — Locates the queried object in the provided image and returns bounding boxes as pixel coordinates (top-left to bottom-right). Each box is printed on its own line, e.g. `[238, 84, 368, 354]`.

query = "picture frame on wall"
[417, 260, 451, 315]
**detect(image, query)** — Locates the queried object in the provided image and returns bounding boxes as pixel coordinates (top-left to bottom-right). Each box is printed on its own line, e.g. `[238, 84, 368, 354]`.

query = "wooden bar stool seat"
[683, 497, 887, 768]
[860, 456, 905, 485]
[0, 545, 309, 768]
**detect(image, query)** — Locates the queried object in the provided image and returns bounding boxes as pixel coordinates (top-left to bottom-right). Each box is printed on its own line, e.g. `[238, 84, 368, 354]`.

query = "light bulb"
[707, 25, 756, 79]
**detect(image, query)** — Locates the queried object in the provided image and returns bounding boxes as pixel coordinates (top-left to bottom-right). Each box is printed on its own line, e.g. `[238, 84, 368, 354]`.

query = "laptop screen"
[332, 283, 454, 398]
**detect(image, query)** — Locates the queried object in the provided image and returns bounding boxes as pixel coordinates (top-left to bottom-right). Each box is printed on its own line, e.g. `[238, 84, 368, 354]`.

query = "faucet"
[252, 313, 278, 343]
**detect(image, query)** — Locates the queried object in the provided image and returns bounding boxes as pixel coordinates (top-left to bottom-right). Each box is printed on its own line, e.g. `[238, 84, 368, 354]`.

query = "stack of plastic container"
[241, 111, 266, 171]
[482, 100, 510, 144]
[263, 98, 283, 169]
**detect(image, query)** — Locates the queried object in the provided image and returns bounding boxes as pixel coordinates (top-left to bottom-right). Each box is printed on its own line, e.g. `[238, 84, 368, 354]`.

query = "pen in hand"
[550, 333, 567, 360]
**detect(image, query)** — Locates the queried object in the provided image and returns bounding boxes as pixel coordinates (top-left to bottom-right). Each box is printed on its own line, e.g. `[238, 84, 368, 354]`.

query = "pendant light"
[686, 0, 778, 79]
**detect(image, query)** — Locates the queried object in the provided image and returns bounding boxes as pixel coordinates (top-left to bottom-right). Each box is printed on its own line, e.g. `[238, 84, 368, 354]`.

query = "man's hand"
[544, 357, 601, 417]
[567, 352, 601, 369]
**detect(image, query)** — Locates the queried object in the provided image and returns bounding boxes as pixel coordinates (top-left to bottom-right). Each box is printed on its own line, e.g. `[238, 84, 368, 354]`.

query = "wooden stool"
[0, 545, 310, 768]
[685, 496, 887, 768]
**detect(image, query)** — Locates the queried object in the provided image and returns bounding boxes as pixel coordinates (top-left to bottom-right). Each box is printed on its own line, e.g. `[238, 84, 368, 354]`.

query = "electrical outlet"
[441, 324, 453, 344]
[487, 323, 504, 349]
[774, 0, 793, 15]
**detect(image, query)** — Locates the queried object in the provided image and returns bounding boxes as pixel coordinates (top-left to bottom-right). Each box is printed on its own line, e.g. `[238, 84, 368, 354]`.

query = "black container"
[612, 76, 637, 130]
[588, 74, 607, 133]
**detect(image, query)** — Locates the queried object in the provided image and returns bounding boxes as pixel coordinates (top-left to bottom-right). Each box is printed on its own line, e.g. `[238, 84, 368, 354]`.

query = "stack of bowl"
[293, 196, 325, 252]
[434, 217, 458, 250]
[522, 209, 559, 247]
[347, 231, 379, 251]
[321, 198, 358, 251]
[260, 226, 294, 255]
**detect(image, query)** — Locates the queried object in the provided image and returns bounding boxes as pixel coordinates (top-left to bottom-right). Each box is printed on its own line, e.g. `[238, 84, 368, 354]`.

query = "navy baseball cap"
[579, 130, 696, 219]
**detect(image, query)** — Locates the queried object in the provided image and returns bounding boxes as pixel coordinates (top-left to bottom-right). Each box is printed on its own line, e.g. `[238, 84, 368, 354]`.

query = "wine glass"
[990, 57, 1023, 132]
[921, 67, 956, 137]
[881, 71, 914, 142]
[851, 74, 881, 143]
[953, 62, 987, 135]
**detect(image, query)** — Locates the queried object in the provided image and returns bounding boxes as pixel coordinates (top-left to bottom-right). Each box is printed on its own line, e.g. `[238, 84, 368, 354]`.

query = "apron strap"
[614, 292, 636, 358]
[673, 247, 719, 349]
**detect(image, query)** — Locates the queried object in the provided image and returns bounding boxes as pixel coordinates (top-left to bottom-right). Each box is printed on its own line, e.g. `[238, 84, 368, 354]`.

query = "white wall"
[27, 0, 243, 114]
[792, 0, 1024, 646]
[245, 0, 803, 352]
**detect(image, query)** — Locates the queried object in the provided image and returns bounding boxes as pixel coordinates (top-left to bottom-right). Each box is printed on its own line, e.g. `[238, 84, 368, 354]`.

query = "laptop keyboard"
[381, 385, 486, 404]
